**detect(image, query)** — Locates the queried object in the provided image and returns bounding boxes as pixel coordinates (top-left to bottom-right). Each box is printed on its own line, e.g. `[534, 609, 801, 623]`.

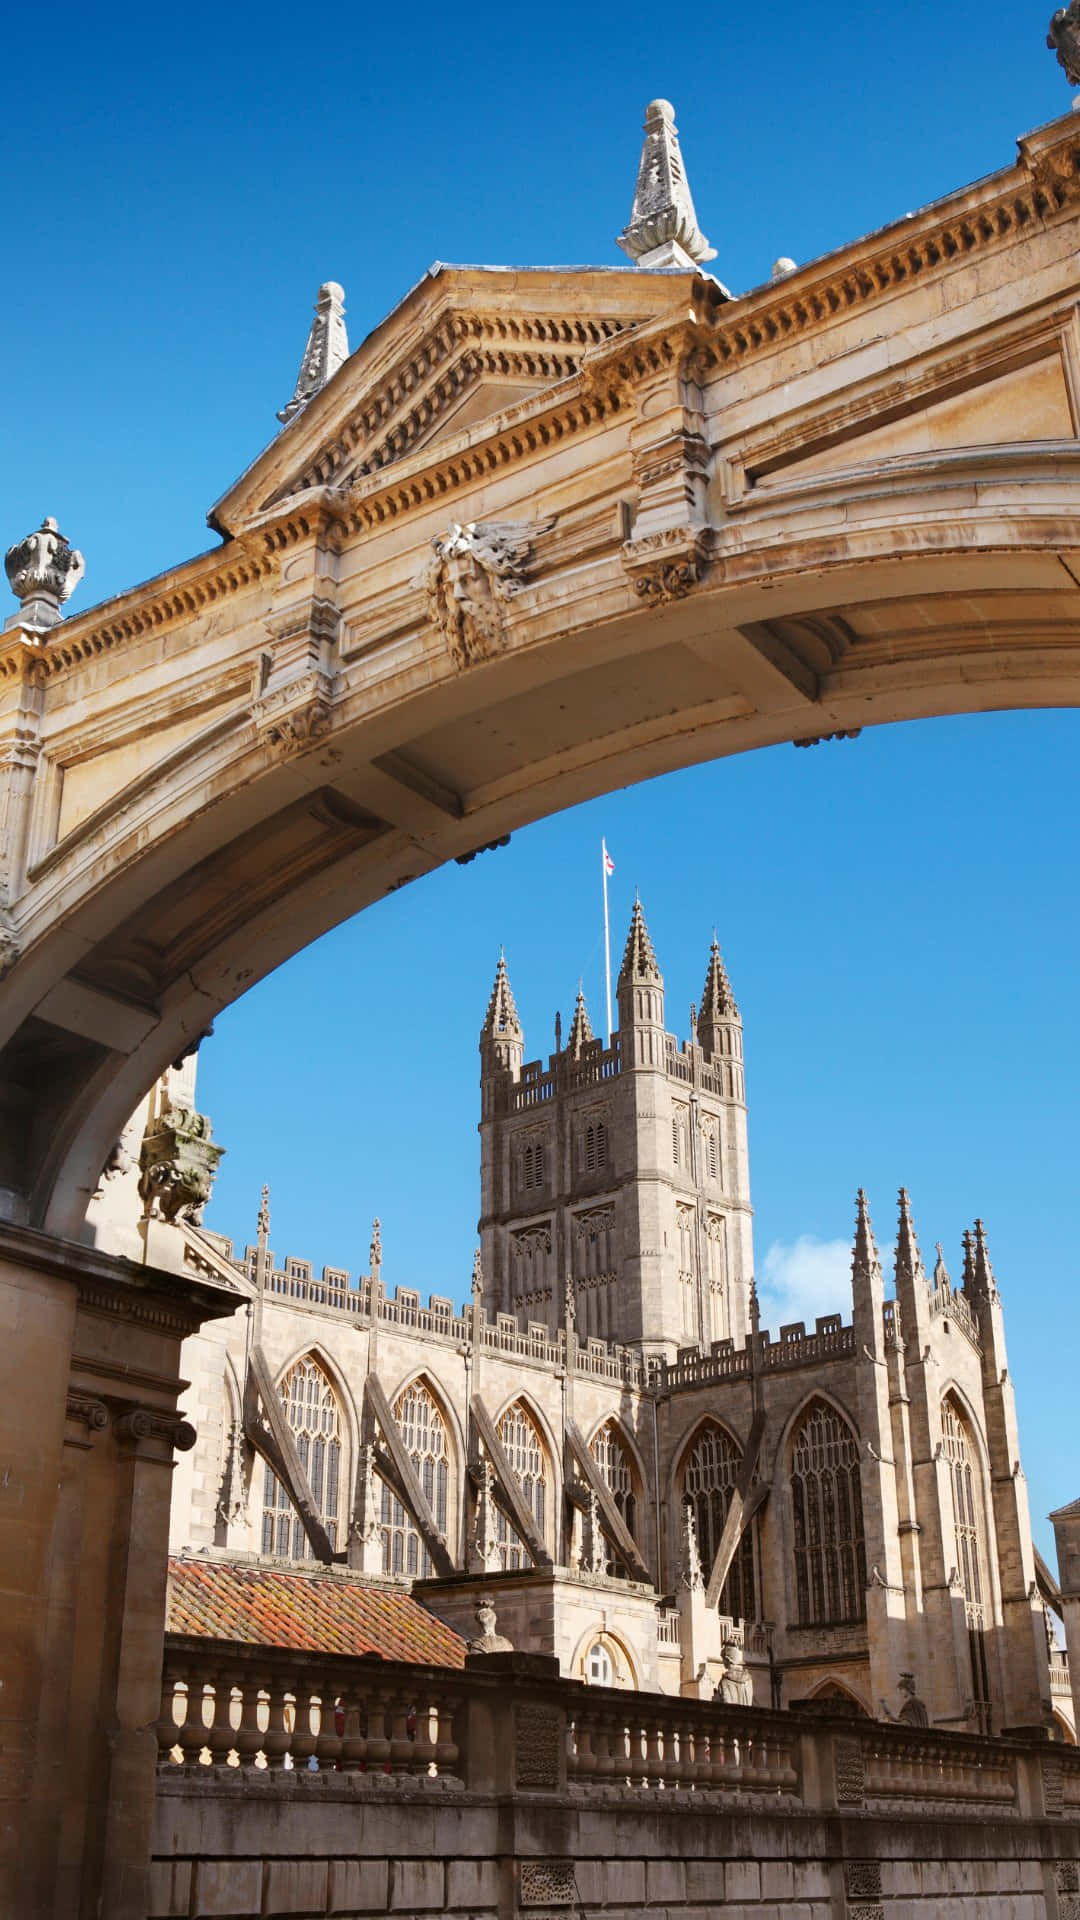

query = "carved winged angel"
[423, 519, 552, 669]
[1048, 1, 1080, 85]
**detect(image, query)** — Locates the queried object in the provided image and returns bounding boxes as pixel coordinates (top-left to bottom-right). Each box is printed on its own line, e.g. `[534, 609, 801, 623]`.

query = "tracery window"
[790, 1398, 866, 1625]
[261, 1355, 342, 1561]
[941, 1396, 991, 1717]
[681, 1422, 755, 1620]
[380, 1380, 450, 1579]
[494, 1401, 548, 1569]
[590, 1420, 637, 1575]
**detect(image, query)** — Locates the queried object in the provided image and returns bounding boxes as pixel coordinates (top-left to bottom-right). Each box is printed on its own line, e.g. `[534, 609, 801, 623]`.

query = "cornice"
[0, 1220, 239, 1330]
[686, 118, 1080, 380]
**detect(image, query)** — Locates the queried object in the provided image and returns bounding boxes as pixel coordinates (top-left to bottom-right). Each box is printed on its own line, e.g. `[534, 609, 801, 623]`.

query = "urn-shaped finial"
[5, 517, 85, 631]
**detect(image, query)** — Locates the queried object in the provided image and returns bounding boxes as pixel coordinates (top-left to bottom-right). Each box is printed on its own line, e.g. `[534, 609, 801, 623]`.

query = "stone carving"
[716, 1637, 754, 1707]
[216, 1421, 249, 1528]
[469, 1463, 503, 1575]
[1043, 1752, 1065, 1815]
[680, 1499, 703, 1591]
[519, 1862, 576, 1907]
[1049, 3, 1080, 84]
[424, 519, 551, 669]
[1057, 1863, 1080, 1920]
[138, 1098, 225, 1224]
[621, 527, 706, 605]
[844, 1861, 883, 1901]
[835, 1735, 867, 1805]
[278, 281, 349, 425]
[115, 1408, 197, 1451]
[471, 1247, 483, 1300]
[369, 1217, 382, 1286]
[5, 517, 85, 631]
[66, 1392, 109, 1432]
[583, 1488, 607, 1574]
[616, 98, 718, 271]
[467, 1592, 514, 1653]
[349, 1443, 383, 1573]
[514, 1703, 562, 1789]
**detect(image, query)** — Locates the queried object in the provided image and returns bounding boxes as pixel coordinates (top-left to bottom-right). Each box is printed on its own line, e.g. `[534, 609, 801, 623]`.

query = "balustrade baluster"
[434, 1692, 460, 1777]
[178, 1682, 209, 1768]
[410, 1693, 438, 1776]
[205, 1674, 237, 1767]
[592, 1712, 615, 1785]
[316, 1686, 343, 1771]
[387, 1693, 414, 1772]
[365, 1692, 392, 1773]
[626, 1713, 648, 1788]
[232, 1680, 265, 1770]
[290, 1687, 318, 1770]
[338, 1687, 368, 1773]
[262, 1684, 293, 1770]
[155, 1666, 184, 1768]
[645, 1716, 664, 1787]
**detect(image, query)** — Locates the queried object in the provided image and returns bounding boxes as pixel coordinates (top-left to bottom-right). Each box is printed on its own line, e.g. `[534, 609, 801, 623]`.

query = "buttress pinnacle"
[894, 1187, 927, 1289]
[851, 1188, 883, 1287]
[698, 935, 738, 1029]
[567, 984, 594, 1055]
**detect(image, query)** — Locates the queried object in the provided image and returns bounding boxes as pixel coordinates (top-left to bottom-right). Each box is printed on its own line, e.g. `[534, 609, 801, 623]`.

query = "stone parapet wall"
[153, 1639, 1080, 1919]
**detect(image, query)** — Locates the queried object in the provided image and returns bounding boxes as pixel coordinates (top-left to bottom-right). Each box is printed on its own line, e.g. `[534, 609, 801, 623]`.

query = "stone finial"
[617, 896, 662, 987]
[277, 281, 349, 426]
[617, 99, 717, 271]
[257, 1183, 270, 1243]
[480, 951, 523, 1043]
[771, 257, 797, 280]
[369, 1217, 382, 1284]
[1049, 3, 1080, 85]
[471, 1247, 484, 1301]
[698, 935, 738, 1033]
[894, 1187, 926, 1289]
[970, 1218, 999, 1301]
[5, 517, 85, 632]
[567, 983, 594, 1056]
[933, 1241, 951, 1293]
[467, 1592, 514, 1652]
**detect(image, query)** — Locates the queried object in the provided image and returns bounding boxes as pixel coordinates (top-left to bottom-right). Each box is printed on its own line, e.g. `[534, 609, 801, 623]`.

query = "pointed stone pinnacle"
[698, 935, 738, 1031]
[480, 952, 523, 1041]
[277, 281, 349, 426]
[257, 1183, 270, 1242]
[895, 1187, 926, 1286]
[618, 897, 662, 987]
[971, 1218, 999, 1299]
[852, 1188, 883, 1284]
[933, 1241, 951, 1292]
[961, 1227, 977, 1293]
[567, 985, 594, 1055]
[617, 99, 719, 273]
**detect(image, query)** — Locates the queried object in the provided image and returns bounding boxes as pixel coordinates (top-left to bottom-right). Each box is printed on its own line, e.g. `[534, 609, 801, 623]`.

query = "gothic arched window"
[590, 1420, 638, 1574]
[941, 1396, 991, 1716]
[494, 1401, 548, 1570]
[681, 1422, 755, 1621]
[790, 1398, 866, 1625]
[261, 1355, 343, 1561]
[381, 1380, 450, 1579]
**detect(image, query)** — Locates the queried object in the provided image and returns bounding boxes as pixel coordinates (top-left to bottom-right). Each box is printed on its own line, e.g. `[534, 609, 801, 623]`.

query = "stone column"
[0, 1223, 235, 1919]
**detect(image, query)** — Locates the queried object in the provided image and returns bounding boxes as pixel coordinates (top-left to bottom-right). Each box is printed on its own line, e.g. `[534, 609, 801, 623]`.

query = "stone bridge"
[6, 102, 1080, 1919]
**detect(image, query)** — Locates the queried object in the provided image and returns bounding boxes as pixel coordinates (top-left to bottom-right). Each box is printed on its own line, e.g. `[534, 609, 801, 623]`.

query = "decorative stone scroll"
[621, 526, 706, 605]
[514, 1703, 562, 1789]
[66, 1392, 109, 1432]
[519, 1862, 576, 1907]
[424, 518, 552, 669]
[114, 1408, 197, 1451]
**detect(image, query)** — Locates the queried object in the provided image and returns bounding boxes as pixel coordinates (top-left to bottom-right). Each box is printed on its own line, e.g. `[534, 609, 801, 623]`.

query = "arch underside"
[6, 517, 1080, 1237]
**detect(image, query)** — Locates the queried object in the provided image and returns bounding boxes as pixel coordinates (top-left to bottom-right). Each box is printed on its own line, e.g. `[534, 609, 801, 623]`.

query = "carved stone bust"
[716, 1637, 754, 1707]
[466, 1595, 514, 1654]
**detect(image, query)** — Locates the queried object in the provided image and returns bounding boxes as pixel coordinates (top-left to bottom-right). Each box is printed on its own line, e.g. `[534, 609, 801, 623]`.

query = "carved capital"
[66, 1392, 109, 1432]
[114, 1406, 197, 1452]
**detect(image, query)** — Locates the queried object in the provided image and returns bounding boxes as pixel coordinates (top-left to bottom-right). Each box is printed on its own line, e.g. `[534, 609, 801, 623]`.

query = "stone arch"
[570, 1624, 640, 1690]
[803, 1678, 871, 1716]
[261, 1348, 351, 1560]
[383, 1364, 465, 1475]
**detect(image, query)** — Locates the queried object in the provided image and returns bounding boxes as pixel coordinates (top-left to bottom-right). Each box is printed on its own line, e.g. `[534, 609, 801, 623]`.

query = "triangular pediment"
[209, 265, 693, 536]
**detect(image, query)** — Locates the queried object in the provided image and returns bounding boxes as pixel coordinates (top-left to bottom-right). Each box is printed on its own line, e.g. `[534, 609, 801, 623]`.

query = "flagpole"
[602, 838, 613, 1046]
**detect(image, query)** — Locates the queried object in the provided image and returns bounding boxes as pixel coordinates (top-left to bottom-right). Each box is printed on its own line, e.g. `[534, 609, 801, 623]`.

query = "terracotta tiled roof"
[167, 1556, 465, 1667]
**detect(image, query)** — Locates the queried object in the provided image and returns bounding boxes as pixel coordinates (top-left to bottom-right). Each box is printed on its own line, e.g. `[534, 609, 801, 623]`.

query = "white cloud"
[758, 1236, 852, 1333]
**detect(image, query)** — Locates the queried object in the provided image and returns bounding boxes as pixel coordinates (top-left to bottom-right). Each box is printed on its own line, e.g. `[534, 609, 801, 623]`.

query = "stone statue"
[1049, 2, 1080, 85]
[466, 1594, 514, 1654]
[715, 1637, 754, 1707]
[679, 1499, 703, 1592]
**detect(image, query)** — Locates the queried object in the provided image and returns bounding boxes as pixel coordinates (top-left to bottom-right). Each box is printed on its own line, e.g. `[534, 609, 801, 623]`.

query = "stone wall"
[152, 1639, 1080, 1920]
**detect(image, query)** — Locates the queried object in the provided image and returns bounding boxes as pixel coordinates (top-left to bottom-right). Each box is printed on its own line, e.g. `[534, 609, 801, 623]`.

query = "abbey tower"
[479, 903, 753, 1359]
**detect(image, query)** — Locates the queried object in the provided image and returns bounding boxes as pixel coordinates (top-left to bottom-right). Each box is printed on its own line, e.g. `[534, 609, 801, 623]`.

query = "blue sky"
[4, 1, 1078, 1555]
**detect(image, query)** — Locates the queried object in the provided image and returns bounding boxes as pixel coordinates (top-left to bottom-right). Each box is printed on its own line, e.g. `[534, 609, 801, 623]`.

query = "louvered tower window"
[261, 1355, 342, 1561]
[494, 1401, 547, 1569]
[790, 1399, 866, 1624]
[380, 1380, 450, 1579]
[681, 1422, 756, 1620]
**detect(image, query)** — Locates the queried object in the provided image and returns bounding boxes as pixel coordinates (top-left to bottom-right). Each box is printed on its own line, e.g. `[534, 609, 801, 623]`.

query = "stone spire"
[567, 983, 594, 1055]
[617, 99, 717, 271]
[852, 1188, 883, 1290]
[894, 1188, 927, 1291]
[968, 1218, 999, 1302]
[696, 934, 741, 1063]
[277, 281, 349, 426]
[5, 517, 85, 633]
[480, 951, 525, 1081]
[618, 897, 662, 987]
